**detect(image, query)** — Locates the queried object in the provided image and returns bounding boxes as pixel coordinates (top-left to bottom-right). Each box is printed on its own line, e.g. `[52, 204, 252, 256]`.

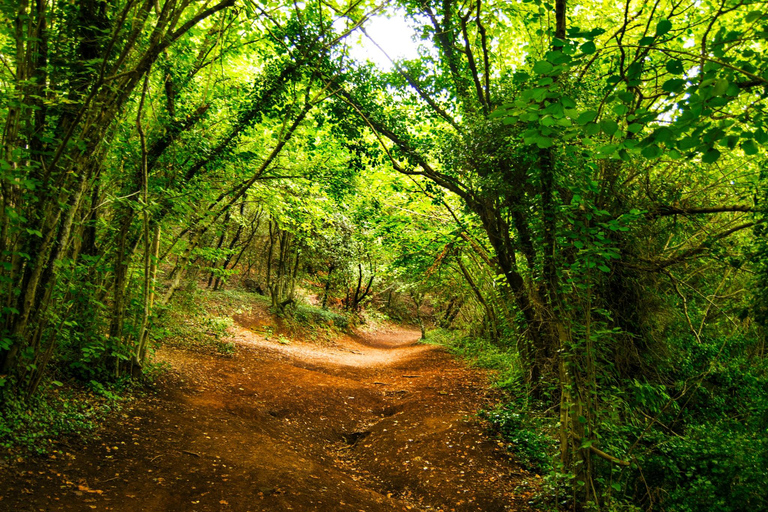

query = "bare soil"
[0, 319, 537, 511]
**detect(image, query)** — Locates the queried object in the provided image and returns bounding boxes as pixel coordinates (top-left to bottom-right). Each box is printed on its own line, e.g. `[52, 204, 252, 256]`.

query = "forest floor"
[0, 311, 538, 511]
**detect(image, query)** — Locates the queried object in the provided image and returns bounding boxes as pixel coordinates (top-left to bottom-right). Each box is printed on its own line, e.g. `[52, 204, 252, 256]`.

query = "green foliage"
[628, 337, 768, 511]
[292, 303, 350, 330]
[481, 405, 555, 472]
[645, 422, 768, 512]
[0, 381, 126, 455]
[153, 288, 237, 356]
[424, 329, 524, 391]
[0, 2, 766, 511]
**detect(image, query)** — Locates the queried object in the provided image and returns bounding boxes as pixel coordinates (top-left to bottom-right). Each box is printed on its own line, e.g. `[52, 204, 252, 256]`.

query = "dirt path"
[0, 323, 534, 511]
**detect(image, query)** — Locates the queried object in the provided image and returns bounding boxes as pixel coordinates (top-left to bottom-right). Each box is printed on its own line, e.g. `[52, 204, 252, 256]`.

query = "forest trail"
[0, 320, 535, 512]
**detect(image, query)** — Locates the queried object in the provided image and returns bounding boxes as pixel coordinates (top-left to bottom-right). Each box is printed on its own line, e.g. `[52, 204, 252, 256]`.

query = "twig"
[665, 270, 702, 344]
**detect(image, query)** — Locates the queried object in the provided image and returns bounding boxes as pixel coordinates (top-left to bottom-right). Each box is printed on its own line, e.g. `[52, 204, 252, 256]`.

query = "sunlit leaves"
[533, 61, 554, 74]
[712, 78, 730, 97]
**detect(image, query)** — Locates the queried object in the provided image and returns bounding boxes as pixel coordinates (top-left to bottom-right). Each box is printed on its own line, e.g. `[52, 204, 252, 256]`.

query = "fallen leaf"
[77, 484, 103, 494]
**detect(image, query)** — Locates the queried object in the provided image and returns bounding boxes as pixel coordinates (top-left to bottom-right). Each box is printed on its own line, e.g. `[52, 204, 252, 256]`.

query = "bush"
[628, 337, 768, 511]
[481, 404, 556, 472]
[643, 422, 768, 512]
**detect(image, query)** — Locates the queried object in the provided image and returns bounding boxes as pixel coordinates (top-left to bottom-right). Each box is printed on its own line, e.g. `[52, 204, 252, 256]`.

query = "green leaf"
[536, 136, 554, 148]
[533, 60, 554, 74]
[585, 123, 601, 136]
[489, 108, 508, 119]
[597, 144, 619, 156]
[642, 144, 661, 159]
[665, 59, 684, 74]
[622, 139, 638, 149]
[702, 148, 721, 163]
[627, 123, 643, 134]
[741, 139, 759, 155]
[723, 135, 739, 150]
[662, 79, 686, 93]
[712, 78, 729, 96]
[577, 110, 598, 125]
[580, 41, 596, 54]
[655, 19, 672, 37]
[0, 337, 12, 351]
[601, 120, 619, 136]
[638, 36, 655, 46]
[652, 127, 675, 143]
[612, 104, 629, 116]
[598, 264, 611, 273]
[678, 136, 698, 150]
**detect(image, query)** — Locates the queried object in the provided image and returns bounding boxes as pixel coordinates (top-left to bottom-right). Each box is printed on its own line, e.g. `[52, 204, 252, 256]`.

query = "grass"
[155, 285, 354, 351]
[422, 328, 524, 391]
[152, 286, 247, 355]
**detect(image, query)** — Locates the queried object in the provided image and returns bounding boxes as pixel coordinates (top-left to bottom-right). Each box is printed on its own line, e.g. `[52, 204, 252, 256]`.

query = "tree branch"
[648, 204, 755, 218]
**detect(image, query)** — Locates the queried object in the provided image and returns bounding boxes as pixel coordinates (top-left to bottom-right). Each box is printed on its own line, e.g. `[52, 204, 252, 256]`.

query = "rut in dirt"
[0, 324, 536, 512]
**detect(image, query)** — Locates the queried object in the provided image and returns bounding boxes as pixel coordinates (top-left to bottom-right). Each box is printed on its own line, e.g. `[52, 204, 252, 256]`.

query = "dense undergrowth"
[0, 380, 128, 457]
[427, 328, 768, 512]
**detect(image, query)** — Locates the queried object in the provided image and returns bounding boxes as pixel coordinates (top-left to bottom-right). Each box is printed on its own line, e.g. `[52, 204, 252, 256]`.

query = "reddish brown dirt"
[0, 322, 536, 511]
